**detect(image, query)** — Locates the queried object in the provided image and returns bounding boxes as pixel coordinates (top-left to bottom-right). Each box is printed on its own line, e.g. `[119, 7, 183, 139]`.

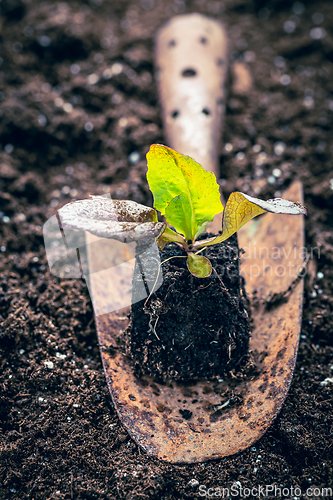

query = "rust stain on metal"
[87, 179, 305, 463]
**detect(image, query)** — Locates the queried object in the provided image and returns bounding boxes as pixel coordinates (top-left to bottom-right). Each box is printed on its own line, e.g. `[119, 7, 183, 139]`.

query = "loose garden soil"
[1, 0, 333, 498]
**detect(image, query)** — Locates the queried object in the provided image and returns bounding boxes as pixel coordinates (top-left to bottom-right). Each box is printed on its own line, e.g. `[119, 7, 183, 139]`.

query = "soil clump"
[129, 234, 251, 381]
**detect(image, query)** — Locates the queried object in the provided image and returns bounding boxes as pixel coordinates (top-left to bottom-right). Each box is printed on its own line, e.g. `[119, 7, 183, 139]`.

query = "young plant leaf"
[157, 226, 188, 251]
[187, 253, 212, 278]
[164, 194, 196, 243]
[193, 192, 307, 249]
[58, 197, 165, 243]
[147, 144, 223, 241]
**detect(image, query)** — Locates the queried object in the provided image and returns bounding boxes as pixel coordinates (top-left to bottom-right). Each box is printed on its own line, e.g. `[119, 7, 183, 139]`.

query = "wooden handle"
[155, 13, 228, 232]
[155, 13, 228, 179]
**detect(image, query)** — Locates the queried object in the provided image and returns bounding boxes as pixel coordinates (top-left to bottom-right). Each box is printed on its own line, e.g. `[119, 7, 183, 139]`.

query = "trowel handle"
[154, 13, 228, 183]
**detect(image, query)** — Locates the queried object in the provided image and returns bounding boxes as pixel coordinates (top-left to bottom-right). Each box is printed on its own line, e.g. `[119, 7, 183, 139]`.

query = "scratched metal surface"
[87, 181, 304, 463]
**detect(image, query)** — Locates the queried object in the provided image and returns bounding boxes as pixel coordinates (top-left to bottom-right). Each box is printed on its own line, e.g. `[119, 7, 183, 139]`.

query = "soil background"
[1, 0, 333, 498]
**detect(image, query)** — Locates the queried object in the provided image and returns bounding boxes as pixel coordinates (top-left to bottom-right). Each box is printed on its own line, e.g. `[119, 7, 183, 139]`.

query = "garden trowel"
[87, 14, 305, 463]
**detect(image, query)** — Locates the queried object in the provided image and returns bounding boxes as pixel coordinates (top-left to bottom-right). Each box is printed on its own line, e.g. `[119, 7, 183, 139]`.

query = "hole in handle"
[182, 68, 197, 77]
[171, 110, 179, 119]
[202, 108, 211, 115]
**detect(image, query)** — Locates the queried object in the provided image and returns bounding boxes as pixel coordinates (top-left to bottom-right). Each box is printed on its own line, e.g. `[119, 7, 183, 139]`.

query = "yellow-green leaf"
[146, 144, 223, 241]
[218, 192, 267, 242]
[187, 253, 212, 278]
[194, 192, 307, 249]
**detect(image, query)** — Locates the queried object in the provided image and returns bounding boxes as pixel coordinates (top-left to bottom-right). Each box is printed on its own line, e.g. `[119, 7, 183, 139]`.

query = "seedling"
[57, 145, 308, 458]
[58, 144, 306, 279]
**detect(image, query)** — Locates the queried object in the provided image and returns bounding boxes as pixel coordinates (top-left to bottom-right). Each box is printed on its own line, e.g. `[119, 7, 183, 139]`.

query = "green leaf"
[157, 226, 188, 251]
[146, 144, 223, 241]
[193, 192, 307, 249]
[187, 253, 212, 278]
[58, 197, 165, 243]
[164, 194, 196, 242]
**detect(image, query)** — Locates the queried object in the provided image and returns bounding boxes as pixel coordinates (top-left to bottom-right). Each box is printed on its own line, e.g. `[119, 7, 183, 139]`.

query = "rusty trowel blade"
[86, 181, 305, 463]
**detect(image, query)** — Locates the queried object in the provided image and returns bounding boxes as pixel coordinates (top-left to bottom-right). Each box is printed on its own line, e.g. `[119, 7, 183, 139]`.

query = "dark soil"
[129, 234, 251, 381]
[1, 0, 333, 498]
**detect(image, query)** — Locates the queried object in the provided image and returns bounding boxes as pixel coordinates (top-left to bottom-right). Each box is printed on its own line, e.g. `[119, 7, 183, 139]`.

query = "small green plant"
[58, 144, 306, 278]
